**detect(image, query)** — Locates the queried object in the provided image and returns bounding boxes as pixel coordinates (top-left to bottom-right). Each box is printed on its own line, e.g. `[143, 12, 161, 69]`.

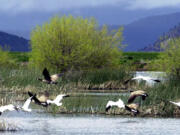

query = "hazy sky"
[1, 0, 180, 14]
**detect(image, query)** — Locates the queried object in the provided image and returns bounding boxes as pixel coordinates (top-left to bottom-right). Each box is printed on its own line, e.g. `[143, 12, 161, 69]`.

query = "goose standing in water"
[128, 90, 148, 103]
[105, 98, 139, 115]
[46, 94, 70, 106]
[38, 68, 64, 84]
[0, 104, 18, 115]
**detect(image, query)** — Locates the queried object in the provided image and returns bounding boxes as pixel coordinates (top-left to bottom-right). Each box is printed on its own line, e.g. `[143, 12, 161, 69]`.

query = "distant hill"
[110, 12, 180, 51]
[140, 23, 180, 51]
[0, 31, 29, 52]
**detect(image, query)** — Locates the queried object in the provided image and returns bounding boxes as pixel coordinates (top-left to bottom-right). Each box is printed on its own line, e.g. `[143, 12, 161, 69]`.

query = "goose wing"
[28, 91, 42, 105]
[128, 94, 137, 103]
[43, 68, 51, 81]
[169, 101, 180, 107]
[53, 95, 64, 103]
[22, 97, 32, 110]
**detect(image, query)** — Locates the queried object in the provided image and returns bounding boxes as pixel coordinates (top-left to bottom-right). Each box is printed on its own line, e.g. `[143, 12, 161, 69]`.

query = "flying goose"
[105, 98, 139, 115]
[128, 90, 148, 103]
[0, 104, 18, 115]
[38, 68, 64, 84]
[169, 101, 180, 108]
[46, 94, 70, 106]
[28, 91, 48, 107]
[124, 76, 161, 85]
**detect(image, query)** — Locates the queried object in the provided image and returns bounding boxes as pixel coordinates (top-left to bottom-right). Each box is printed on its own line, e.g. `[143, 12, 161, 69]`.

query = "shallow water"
[0, 113, 180, 135]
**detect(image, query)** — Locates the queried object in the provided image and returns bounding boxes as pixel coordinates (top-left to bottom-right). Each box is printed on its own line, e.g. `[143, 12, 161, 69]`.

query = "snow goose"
[105, 98, 139, 115]
[46, 94, 70, 106]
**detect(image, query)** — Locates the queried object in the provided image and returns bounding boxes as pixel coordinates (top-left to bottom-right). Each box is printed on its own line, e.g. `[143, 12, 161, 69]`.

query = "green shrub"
[30, 15, 123, 72]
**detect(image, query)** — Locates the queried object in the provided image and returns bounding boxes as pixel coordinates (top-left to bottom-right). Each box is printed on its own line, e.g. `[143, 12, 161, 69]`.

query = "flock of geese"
[0, 68, 180, 116]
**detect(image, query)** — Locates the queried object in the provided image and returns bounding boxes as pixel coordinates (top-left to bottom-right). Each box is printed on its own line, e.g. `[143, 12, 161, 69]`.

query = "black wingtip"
[105, 106, 111, 112]
[28, 91, 34, 97]
[153, 79, 161, 83]
[64, 95, 70, 98]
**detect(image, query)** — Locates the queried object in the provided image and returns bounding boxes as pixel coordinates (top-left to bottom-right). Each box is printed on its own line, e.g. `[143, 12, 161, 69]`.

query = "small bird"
[38, 68, 64, 84]
[124, 76, 161, 85]
[46, 94, 70, 106]
[105, 98, 139, 115]
[0, 104, 18, 115]
[128, 90, 148, 103]
[169, 101, 180, 108]
[28, 91, 48, 107]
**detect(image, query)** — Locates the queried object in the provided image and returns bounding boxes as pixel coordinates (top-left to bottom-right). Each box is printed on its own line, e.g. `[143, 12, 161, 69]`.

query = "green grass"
[0, 67, 132, 92]
[9, 52, 30, 62]
[123, 52, 160, 61]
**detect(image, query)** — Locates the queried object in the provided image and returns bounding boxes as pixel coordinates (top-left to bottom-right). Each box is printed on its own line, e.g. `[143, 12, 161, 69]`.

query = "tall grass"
[0, 67, 132, 92]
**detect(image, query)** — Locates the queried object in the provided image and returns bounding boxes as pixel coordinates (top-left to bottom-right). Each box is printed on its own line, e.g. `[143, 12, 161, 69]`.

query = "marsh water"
[1, 113, 180, 135]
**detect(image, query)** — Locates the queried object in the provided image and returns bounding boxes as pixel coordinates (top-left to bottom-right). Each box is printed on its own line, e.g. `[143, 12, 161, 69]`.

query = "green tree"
[153, 38, 180, 77]
[30, 15, 123, 72]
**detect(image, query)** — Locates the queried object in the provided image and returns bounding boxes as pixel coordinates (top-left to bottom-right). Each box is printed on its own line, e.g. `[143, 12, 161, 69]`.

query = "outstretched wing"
[53, 95, 64, 103]
[22, 97, 32, 110]
[128, 95, 137, 103]
[28, 91, 44, 105]
[43, 68, 51, 81]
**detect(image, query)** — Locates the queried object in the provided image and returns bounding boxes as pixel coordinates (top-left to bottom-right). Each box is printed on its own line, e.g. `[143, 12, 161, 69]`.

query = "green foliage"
[30, 15, 123, 72]
[153, 38, 180, 77]
[0, 47, 15, 67]
[9, 52, 30, 62]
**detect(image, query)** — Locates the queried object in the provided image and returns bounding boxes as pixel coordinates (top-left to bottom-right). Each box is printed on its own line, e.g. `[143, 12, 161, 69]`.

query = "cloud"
[0, 0, 124, 13]
[128, 0, 180, 10]
[0, 0, 180, 14]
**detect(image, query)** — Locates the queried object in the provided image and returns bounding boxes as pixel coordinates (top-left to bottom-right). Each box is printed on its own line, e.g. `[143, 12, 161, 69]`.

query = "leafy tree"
[153, 38, 180, 77]
[30, 15, 123, 72]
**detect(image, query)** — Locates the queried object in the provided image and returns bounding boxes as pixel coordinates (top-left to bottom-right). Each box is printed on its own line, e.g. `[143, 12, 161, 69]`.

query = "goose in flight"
[38, 68, 64, 84]
[124, 76, 161, 85]
[28, 91, 48, 107]
[128, 90, 148, 103]
[0, 104, 18, 115]
[169, 101, 180, 108]
[46, 94, 70, 106]
[105, 98, 139, 115]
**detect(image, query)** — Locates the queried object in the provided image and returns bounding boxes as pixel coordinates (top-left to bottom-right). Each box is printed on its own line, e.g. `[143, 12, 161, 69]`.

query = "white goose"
[106, 99, 125, 112]
[132, 76, 161, 82]
[0, 104, 18, 115]
[105, 98, 139, 115]
[46, 94, 69, 106]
